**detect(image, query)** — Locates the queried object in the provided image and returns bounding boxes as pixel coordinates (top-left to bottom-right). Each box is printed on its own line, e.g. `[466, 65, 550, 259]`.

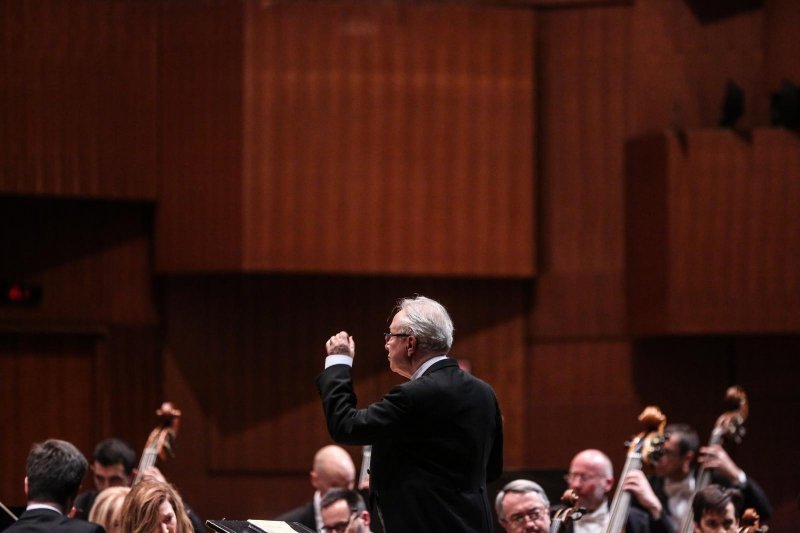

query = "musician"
[73, 438, 204, 533]
[643, 424, 772, 530]
[690, 485, 743, 533]
[118, 480, 193, 533]
[87, 487, 129, 533]
[275, 444, 356, 531]
[565, 449, 672, 533]
[495, 479, 551, 533]
[319, 489, 372, 533]
[73, 439, 136, 520]
[5, 439, 104, 533]
[317, 295, 504, 532]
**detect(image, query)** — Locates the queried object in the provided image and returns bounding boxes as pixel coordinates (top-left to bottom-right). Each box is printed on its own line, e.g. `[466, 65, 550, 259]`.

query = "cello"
[133, 401, 181, 484]
[604, 406, 667, 533]
[677, 386, 748, 533]
[550, 489, 585, 533]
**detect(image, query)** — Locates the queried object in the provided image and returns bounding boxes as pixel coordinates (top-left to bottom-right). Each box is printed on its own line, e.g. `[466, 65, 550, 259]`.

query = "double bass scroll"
[604, 406, 667, 533]
[134, 401, 181, 485]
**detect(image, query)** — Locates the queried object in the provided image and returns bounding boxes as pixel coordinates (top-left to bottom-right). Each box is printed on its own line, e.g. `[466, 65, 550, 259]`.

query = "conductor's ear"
[407, 336, 416, 356]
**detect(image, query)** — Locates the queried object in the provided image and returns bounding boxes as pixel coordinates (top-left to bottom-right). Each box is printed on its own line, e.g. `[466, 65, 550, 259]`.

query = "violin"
[604, 406, 667, 533]
[133, 401, 181, 484]
[550, 489, 585, 533]
[738, 508, 768, 533]
[678, 386, 748, 533]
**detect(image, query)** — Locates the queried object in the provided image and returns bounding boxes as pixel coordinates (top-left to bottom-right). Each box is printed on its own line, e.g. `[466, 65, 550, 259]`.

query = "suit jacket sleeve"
[317, 363, 412, 444]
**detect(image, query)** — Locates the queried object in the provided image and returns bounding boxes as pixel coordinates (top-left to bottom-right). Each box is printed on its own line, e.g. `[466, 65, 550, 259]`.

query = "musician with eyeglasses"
[563, 449, 673, 533]
[320, 489, 372, 533]
[495, 479, 551, 533]
[316, 295, 504, 533]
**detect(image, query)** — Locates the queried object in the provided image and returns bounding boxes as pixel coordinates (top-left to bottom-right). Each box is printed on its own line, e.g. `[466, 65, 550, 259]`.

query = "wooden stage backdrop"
[1, 0, 799, 531]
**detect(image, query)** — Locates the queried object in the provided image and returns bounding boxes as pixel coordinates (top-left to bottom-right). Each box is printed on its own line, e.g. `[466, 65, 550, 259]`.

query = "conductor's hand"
[326, 331, 355, 358]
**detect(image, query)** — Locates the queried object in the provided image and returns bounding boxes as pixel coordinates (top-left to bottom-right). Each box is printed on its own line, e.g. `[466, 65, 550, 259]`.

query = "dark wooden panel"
[0, 197, 157, 325]
[531, 6, 631, 338]
[626, 130, 800, 334]
[764, 0, 800, 93]
[527, 340, 646, 470]
[0, 333, 99, 506]
[0, 0, 158, 199]
[157, 1, 245, 272]
[157, 2, 535, 277]
[628, 0, 766, 131]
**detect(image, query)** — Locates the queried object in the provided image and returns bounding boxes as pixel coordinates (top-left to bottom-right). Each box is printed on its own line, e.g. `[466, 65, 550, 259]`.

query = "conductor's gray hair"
[396, 296, 454, 353]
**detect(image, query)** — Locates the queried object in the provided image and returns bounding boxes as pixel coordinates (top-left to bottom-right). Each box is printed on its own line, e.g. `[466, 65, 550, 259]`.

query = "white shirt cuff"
[325, 354, 354, 368]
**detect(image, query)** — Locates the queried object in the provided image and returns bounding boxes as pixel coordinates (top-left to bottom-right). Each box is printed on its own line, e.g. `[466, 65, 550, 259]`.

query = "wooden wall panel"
[157, 1, 245, 271]
[162, 275, 530, 517]
[629, 0, 766, 131]
[763, 0, 800, 100]
[158, 1, 535, 277]
[527, 341, 644, 469]
[0, 333, 100, 506]
[626, 130, 800, 334]
[0, 0, 158, 199]
[532, 6, 631, 338]
[244, 2, 534, 276]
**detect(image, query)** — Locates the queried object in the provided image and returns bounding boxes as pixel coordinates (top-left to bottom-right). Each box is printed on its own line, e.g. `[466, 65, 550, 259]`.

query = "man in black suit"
[72, 438, 136, 521]
[644, 424, 771, 531]
[5, 438, 104, 533]
[275, 444, 356, 531]
[317, 295, 504, 533]
[564, 449, 672, 533]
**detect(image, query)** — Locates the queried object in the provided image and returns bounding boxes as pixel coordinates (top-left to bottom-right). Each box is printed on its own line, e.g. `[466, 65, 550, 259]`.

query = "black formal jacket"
[3, 508, 104, 533]
[646, 471, 773, 525]
[317, 358, 504, 533]
[274, 500, 316, 531]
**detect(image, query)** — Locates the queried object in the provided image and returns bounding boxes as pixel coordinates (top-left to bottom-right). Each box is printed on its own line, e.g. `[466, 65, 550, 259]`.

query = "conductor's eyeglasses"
[384, 332, 410, 342]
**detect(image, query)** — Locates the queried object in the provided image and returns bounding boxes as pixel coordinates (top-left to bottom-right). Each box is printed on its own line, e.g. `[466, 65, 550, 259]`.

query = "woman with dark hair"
[119, 481, 193, 533]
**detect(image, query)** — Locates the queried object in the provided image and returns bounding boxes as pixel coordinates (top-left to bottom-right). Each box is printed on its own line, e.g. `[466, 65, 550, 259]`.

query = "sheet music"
[247, 520, 299, 533]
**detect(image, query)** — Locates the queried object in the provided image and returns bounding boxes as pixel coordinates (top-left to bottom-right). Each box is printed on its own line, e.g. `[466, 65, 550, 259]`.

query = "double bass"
[134, 401, 181, 484]
[677, 386, 748, 533]
[604, 406, 667, 533]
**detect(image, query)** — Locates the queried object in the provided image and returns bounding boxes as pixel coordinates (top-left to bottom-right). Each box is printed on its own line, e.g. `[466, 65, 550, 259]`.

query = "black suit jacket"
[3, 508, 104, 533]
[317, 358, 504, 533]
[274, 499, 316, 531]
[647, 471, 773, 526]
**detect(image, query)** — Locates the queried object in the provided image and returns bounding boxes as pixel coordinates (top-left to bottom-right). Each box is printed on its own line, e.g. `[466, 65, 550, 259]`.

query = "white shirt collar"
[411, 355, 448, 380]
[26, 503, 62, 514]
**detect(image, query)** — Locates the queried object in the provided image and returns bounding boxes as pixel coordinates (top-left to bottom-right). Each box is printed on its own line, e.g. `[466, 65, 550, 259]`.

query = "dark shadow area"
[683, 0, 763, 24]
[0, 195, 154, 279]
[163, 274, 533, 436]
